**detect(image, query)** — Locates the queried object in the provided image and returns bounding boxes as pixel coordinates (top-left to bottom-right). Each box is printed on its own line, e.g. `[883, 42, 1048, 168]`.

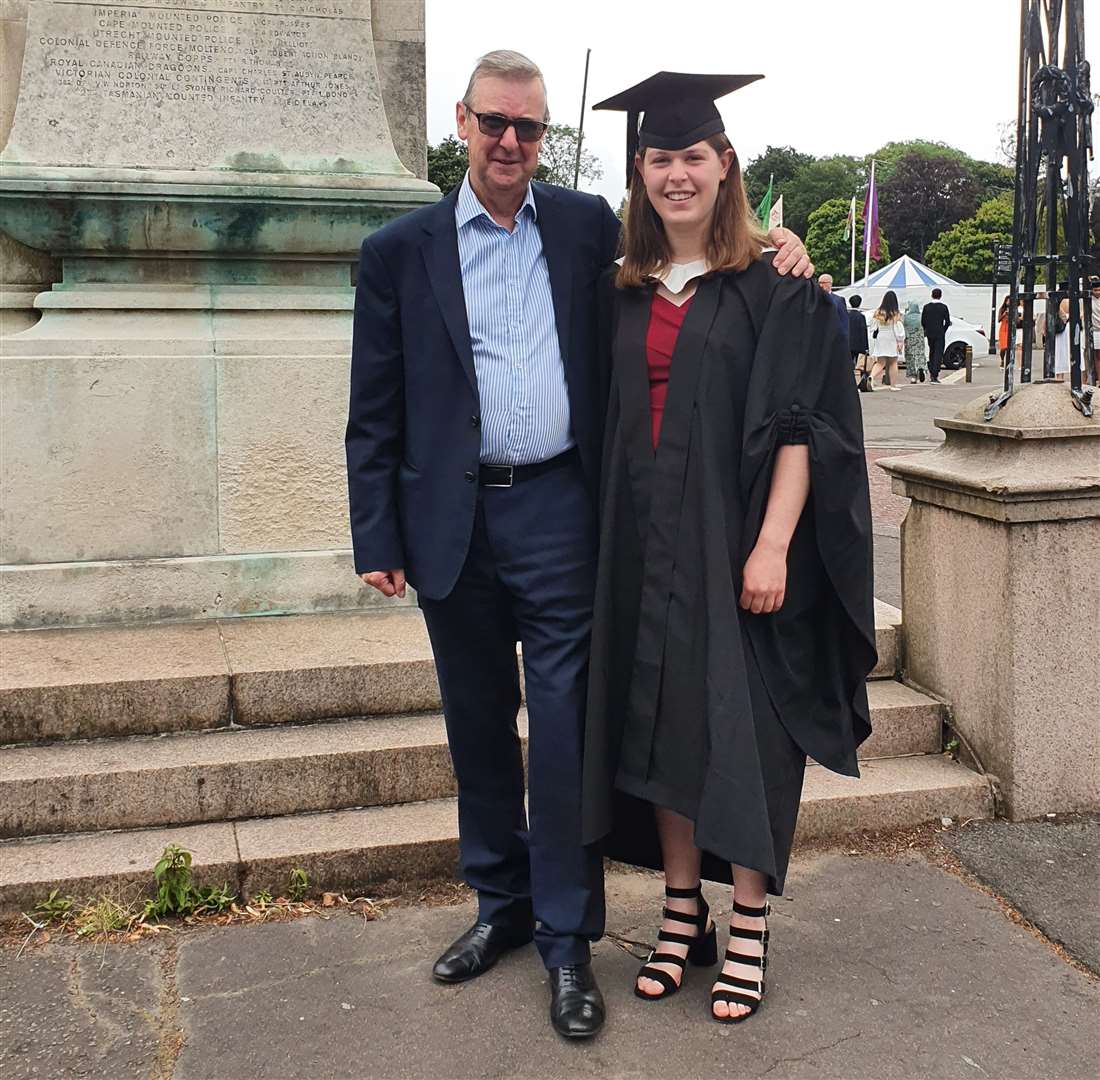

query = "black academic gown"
[581, 255, 876, 894]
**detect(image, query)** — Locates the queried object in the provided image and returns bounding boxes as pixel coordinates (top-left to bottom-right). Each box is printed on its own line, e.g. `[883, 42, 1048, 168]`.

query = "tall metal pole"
[864, 159, 875, 283]
[573, 48, 592, 190]
[850, 196, 857, 286]
[986, 0, 1094, 419]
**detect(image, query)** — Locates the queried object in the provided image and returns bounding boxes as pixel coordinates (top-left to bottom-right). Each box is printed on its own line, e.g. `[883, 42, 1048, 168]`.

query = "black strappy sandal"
[711, 899, 770, 1024]
[634, 884, 718, 1001]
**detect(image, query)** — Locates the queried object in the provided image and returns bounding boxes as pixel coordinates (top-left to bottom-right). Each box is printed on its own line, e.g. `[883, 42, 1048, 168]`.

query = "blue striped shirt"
[455, 172, 574, 465]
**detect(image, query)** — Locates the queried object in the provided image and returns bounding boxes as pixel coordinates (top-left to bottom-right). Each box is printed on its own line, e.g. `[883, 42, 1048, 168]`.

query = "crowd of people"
[819, 278, 954, 391]
[997, 276, 1100, 384]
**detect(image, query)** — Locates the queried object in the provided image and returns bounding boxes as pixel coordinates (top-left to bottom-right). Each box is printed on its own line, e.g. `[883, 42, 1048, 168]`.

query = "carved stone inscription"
[2, 0, 404, 176]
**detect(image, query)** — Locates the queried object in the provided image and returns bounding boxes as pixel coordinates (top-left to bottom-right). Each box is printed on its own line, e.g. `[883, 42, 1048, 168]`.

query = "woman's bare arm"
[740, 444, 811, 614]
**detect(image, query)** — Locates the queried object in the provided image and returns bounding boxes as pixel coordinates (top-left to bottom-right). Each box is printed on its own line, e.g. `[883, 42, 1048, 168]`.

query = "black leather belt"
[479, 448, 578, 488]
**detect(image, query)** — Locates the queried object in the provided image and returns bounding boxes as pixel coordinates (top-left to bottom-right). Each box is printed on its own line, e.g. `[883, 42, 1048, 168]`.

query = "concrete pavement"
[3, 829, 1098, 1080]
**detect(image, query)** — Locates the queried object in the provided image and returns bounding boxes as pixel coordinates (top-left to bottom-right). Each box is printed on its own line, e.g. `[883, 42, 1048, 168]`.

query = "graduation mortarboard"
[592, 71, 763, 187]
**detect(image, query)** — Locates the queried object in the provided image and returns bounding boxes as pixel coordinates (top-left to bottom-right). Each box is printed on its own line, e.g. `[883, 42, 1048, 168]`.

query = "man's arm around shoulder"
[346, 235, 407, 597]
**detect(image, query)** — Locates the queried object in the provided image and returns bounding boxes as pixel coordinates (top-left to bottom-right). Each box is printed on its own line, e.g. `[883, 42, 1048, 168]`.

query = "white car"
[942, 318, 989, 370]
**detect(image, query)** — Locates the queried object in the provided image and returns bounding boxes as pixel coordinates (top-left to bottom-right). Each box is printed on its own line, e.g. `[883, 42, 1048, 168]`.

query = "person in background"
[997, 296, 1011, 367]
[1053, 296, 1071, 382]
[867, 290, 905, 391]
[921, 287, 951, 383]
[903, 300, 928, 384]
[1090, 277, 1100, 385]
[848, 294, 870, 391]
[817, 273, 849, 337]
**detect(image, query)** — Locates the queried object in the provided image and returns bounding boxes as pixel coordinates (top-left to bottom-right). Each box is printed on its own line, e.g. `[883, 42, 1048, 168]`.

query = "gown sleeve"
[737, 261, 877, 775]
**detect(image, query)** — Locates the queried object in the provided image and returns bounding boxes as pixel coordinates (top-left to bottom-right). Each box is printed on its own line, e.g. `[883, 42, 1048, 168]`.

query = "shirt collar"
[455, 171, 537, 229]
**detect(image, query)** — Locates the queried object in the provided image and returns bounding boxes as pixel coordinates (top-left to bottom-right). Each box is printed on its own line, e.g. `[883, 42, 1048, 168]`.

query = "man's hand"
[739, 540, 788, 614]
[360, 569, 406, 599]
[768, 227, 814, 279]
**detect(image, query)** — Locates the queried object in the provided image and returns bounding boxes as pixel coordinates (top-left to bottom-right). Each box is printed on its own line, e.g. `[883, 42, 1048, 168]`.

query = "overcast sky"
[423, 0, 1086, 206]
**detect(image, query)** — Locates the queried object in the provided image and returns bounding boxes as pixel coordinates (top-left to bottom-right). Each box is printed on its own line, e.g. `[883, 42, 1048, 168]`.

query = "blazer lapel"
[533, 184, 573, 367]
[420, 191, 478, 395]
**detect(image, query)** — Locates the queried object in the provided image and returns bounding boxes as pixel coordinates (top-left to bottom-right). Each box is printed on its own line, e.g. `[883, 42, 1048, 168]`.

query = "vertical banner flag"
[843, 195, 856, 241]
[863, 165, 880, 260]
[768, 194, 784, 231]
[756, 174, 773, 230]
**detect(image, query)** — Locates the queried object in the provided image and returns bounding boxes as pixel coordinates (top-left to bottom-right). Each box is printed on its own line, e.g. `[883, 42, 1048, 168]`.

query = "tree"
[743, 145, 814, 210]
[781, 155, 865, 239]
[925, 194, 1013, 281]
[805, 197, 890, 284]
[878, 151, 982, 260]
[427, 135, 468, 195]
[871, 139, 970, 183]
[533, 124, 604, 188]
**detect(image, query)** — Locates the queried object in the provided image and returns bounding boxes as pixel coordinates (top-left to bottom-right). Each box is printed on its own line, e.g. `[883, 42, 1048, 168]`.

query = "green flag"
[756, 174, 773, 229]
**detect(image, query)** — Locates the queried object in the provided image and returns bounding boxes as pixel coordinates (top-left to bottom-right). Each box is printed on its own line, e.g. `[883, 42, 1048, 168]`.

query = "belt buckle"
[483, 464, 513, 488]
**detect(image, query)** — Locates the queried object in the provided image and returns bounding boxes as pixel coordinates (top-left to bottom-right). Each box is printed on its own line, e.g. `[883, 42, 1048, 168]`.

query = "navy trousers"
[418, 455, 604, 969]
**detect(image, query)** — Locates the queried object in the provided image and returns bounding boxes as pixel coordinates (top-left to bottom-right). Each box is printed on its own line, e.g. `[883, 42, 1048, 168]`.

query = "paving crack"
[758, 1031, 862, 1077]
[150, 937, 183, 1080]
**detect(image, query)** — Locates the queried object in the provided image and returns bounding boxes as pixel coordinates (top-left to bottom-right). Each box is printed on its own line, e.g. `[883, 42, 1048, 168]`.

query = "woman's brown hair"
[616, 133, 768, 289]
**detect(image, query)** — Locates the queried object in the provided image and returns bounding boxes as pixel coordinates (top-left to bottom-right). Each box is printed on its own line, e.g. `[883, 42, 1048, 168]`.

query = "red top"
[646, 292, 694, 448]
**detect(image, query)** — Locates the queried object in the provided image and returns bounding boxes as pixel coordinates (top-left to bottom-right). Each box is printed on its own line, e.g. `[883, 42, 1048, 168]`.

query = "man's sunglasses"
[466, 109, 548, 143]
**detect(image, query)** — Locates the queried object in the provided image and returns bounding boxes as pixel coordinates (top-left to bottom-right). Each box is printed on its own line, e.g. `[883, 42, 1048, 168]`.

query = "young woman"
[903, 300, 929, 383]
[997, 296, 1011, 367]
[867, 291, 905, 390]
[583, 72, 876, 1024]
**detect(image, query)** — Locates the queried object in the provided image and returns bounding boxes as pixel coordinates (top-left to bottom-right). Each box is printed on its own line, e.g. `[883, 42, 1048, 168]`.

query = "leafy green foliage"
[742, 145, 815, 210]
[143, 844, 235, 920]
[533, 124, 604, 188]
[33, 889, 75, 926]
[925, 195, 1013, 281]
[805, 198, 890, 283]
[426, 135, 468, 196]
[287, 868, 310, 903]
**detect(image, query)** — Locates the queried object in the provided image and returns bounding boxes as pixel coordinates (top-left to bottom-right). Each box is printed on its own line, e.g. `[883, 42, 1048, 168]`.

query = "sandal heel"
[634, 884, 714, 1002]
[688, 924, 718, 966]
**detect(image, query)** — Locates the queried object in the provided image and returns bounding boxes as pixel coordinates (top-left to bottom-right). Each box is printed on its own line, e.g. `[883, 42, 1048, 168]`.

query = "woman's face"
[637, 140, 733, 234]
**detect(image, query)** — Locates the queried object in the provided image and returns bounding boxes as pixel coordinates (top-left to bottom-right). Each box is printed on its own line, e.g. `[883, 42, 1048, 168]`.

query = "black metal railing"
[987, 0, 1095, 420]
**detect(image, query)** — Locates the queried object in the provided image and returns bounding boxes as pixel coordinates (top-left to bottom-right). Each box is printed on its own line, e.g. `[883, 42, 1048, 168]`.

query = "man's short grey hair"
[462, 50, 550, 121]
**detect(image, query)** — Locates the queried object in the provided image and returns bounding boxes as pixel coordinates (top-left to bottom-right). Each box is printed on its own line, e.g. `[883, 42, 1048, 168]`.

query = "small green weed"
[33, 889, 74, 926]
[143, 844, 235, 920]
[287, 868, 310, 902]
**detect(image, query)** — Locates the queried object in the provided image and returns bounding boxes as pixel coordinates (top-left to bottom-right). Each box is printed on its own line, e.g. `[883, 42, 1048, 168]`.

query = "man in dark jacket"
[847, 294, 870, 389]
[921, 288, 951, 383]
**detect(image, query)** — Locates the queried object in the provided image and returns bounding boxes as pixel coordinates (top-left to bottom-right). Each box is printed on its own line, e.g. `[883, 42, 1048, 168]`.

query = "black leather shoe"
[432, 922, 532, 984]
[549, 963, 605, 1039]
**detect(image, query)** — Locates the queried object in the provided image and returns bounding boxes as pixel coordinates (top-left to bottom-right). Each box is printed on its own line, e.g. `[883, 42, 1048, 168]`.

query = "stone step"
[1, 604, 903, 746]
[0, 681, 941, 840]
[0, 756, 992, 918]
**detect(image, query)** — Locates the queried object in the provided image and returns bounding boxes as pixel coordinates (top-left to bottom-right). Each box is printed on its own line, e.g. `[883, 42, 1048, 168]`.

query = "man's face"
[1091, 285, 1100, 301]
[819, 275, 834, 293]
[456, 76, 546, 204]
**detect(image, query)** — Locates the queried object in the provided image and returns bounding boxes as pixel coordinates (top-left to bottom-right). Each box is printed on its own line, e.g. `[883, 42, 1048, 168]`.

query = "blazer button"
[464, 471, 476, 483]
[471, 415, 481, 428]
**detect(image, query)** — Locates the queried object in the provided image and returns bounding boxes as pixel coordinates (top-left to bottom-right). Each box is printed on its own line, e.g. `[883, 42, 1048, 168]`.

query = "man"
[818, 273, 849, 337]
[847, 293, 871, 391]
[921, 287, 951, 383]
[345, 49, 811, 1039]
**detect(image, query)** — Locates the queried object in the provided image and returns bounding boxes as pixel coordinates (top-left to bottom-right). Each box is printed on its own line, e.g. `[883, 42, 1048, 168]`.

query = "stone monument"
[0, 0, 436, 627]
[881, 383, 1100, 820]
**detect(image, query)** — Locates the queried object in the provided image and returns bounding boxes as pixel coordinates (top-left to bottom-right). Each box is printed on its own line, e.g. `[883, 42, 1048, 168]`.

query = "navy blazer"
[346, 182, 622, 600]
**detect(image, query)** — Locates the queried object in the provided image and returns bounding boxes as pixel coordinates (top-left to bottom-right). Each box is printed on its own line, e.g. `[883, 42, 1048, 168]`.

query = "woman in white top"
[867, 290, 906, 391]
